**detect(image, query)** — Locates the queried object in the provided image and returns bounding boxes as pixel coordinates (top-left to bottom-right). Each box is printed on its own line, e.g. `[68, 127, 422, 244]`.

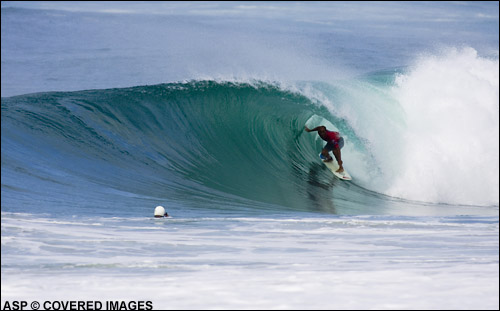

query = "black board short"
[324, 137, 344, 151]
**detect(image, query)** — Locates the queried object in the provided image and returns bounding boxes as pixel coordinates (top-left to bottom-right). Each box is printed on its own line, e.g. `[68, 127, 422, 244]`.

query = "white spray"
[388, 47, 499, 205]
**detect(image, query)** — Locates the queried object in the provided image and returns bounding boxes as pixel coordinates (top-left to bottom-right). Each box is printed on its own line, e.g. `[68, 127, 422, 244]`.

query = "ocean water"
[1, 1, 499, 309]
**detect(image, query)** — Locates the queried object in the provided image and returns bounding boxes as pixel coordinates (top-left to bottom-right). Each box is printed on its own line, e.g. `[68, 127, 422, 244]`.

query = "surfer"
[304, 125, 344, 173]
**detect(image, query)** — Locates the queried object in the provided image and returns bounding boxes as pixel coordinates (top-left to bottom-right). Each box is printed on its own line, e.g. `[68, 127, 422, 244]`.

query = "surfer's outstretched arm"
[304, 125, 325, 132]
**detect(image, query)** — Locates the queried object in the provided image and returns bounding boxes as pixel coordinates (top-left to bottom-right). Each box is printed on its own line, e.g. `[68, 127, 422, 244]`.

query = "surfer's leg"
[321, 148, 333, 162]
[332, 146, 344, 173]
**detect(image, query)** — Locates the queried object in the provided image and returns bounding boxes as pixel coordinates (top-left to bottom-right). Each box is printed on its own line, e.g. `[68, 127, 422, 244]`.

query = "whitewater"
[2, 2, 499, 310]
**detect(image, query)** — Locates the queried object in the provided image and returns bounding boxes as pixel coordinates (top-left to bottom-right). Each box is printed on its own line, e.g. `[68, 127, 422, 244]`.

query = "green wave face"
[3, 81, 362, 214]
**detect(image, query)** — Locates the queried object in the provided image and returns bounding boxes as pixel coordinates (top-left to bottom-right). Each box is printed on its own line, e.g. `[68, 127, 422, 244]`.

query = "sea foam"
[389, 47, 499, 205]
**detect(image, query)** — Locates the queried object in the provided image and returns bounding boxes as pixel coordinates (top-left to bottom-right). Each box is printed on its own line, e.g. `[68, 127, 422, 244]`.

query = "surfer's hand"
[304, 126, 311, 132]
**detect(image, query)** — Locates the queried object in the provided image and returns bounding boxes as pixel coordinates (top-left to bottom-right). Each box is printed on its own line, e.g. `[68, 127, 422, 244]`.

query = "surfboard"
[319, 153, 352, 180]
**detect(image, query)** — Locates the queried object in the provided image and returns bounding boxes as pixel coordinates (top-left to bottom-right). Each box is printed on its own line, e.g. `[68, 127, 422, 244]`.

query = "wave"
[1, 48, 498, 215]
[1, 81, 344, 214]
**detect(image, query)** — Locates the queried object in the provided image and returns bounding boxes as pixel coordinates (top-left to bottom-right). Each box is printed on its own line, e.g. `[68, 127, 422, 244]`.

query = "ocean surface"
[1, 1, 499, 309]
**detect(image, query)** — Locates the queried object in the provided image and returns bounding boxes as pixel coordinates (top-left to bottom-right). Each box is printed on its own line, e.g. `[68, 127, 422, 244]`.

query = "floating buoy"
[154, 206, 168, 218]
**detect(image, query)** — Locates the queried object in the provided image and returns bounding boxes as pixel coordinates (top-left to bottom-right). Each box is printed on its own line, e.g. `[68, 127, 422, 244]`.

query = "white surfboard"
[319, 153, 352, 181]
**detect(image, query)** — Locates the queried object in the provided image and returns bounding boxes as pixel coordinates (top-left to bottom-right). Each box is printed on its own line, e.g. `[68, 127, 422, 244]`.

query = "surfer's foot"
[336, 167, 344, 173]
[323, 157, 334, 162]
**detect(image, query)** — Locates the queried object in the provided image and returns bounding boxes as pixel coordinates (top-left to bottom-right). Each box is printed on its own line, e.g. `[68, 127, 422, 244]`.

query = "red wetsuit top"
[321, 130, 340, 143]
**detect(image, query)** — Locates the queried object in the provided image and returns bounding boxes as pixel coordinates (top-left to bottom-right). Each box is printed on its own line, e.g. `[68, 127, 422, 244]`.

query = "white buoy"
[154, 205, 167, 218]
